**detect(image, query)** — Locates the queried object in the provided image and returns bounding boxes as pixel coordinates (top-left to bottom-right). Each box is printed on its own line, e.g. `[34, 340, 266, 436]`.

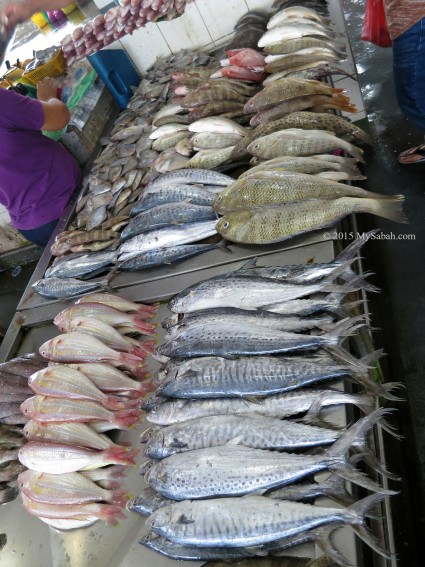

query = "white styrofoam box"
[118, 25, 172, 73]
[194, 0, 249, 42]
[156, 3, 213, 53]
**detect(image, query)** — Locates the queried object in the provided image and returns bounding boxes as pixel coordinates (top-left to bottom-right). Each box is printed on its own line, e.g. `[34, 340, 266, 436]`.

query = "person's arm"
[2, 0, 71, 33]
[37, 77, 70, 131]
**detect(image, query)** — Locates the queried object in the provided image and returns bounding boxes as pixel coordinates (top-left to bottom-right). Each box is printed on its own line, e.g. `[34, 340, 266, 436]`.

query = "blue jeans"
[19, 218, 59, 246]
[393, 17, 425, 134]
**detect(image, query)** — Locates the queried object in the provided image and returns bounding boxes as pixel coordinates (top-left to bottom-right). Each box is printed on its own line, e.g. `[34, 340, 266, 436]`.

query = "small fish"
[188, 117, 248, 136]
[187, 147, 235, 169]
[74, 292, 155, 315]
[32, 276, 111, 300]
[23, 420, 118, 450]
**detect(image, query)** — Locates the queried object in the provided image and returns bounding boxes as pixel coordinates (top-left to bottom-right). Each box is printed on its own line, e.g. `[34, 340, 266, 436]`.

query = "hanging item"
[361, 0, 393, 47]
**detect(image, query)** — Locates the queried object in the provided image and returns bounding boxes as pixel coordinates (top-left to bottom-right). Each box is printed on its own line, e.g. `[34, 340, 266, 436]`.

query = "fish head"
[16, 470, 32, 490]
[38, 338, 55, 359]
[139, 426, 159, 444]
[140, 458, 155, 478]
[148, 504, 194, 537]
[19, 396, 37, 418]
[216, 211, 254, 241]
[22, 420, 37, 439]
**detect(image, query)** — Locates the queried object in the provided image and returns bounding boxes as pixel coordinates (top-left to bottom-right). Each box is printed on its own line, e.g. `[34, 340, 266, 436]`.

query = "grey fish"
[127, 487, 169, 516]
[191, 132, 242, 150]
[268, 474, 354, 507]
[144, 168, 234, 191]
[121, 203, 216, 241]
[119, 242, 227, 271]
[118, 220, 218, 261]
[32, 275, 110, 300]
[131, 185, 215, 215]
[0, 460, 26, 482]
[140, 532, 312, 562]
[147, 492, 386, 549]
[154, 351, 374, 398]
[45, 250, 118, 279]
[143, 415, 340, 459]
[168, 272, 366, 313]
[110, 124, 149, 141]
[145, 388, 375, 426]
[186, 147, 235, 170]
[152, 130, 189, 152]
[164, 308, 332, 338]
[0, 485, 19, 504]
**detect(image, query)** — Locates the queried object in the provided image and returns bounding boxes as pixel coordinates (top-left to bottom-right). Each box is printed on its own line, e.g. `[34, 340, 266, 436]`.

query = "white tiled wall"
[92, 0, 366, 121]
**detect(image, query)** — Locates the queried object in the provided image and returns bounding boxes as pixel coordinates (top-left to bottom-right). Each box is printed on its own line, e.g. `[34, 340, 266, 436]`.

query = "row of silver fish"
[130, 231, 400, 564]
[17, 292, 157, 530]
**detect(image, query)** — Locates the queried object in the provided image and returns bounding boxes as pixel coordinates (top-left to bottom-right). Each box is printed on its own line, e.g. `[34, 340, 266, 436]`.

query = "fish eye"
[223, 221, 229, 229]
[254, 144, 259, 149]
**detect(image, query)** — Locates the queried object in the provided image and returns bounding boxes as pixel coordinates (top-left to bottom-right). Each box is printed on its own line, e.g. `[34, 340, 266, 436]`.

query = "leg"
[18, 218, 59, 246]
[392, 17, 425, 163]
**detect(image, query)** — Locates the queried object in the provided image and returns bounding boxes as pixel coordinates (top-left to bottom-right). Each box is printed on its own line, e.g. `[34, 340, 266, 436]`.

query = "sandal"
[398, 144, 425, 164]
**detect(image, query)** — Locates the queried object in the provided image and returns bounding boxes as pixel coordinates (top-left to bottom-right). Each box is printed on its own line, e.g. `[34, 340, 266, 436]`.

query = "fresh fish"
[143, 168, 234, 190]
[131, 185, 216, 215]
[0, 485, 19, 504]
[0, 460, 26, 482]
[119, 242, 227, 271]
[20, 492, 126, 526]
[187, 147, 235, 169]
[54, 303, 155, 335]
[45, 250, 118, 279]
[246, 129, 364, 161]
[143, 415, 339, 459]
[38, 333, 146, 378]
[164, 309, 332, 338]
[216, 197, 407, 244]
[259, 23, 340, 48]
[145, 389, 376, 426]
[23, 420, 118, 450]
[213, 173, 386, 212]
[174, 136, 194, 156]
[268, 474, 354, 506]
[0, 447, 20, 464]
[118, 220, 218, 261]
[74, 292, 156, 315]
[147, 492, 388, 550]
[0, 372, 33, 395]
[28, 366, 132, 410]
[127, 487, 170, 516]
[110, 125, 149, 141]
[191, 132, 242, 150]
[154, 351, 374, 398]
[168, 272, 366, 313]
[241, 157, 365, 180]
[244, 78, 343, 114]
[149, 123, 189, 140]
[188, 117, 248, 136]
[20, 396, 139, 428]
[265, 52, 340, 74]
[264, 36, 345, 56]
[151, 130, 189, 151]
[153, 149, 190, 173]
[121, 203, 216, 240]
[64, 363, 152, 397]
[32, 276, 111, 300]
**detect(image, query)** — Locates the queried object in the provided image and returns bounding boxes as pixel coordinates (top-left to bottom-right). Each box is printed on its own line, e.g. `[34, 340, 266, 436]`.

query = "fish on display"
[31, 275, 113, 300]
[216, 196, 407, 244]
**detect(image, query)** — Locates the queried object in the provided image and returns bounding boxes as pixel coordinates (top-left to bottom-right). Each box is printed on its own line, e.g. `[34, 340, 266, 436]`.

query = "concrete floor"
[342, 2, 425, 565]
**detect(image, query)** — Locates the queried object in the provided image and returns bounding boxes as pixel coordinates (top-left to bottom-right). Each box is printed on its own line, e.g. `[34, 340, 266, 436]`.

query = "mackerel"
[143, 415, 340, 459]
[143, 168, 233, 191]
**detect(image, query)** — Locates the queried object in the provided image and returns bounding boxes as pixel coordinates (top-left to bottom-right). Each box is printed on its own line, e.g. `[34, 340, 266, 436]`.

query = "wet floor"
[342, 1, 425, 565]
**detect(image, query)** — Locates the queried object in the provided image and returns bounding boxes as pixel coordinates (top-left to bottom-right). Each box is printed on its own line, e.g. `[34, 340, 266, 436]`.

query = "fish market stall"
[0, 0, 400, 566]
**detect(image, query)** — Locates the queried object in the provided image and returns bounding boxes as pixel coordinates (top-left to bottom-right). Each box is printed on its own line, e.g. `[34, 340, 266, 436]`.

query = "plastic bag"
[361, 0, 393, 47]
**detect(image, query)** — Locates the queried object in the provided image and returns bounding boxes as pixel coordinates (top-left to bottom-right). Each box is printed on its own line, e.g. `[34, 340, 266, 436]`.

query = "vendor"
[0, 76, 81, 245]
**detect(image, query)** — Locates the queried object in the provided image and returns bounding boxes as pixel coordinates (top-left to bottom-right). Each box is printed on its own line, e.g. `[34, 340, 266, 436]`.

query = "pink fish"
[20, 492, 126, 526]
[221, 66, 268, 82]
[18, 441, 138, 475]
[228, 48, 266, 68]
[39, 333, 146, 379]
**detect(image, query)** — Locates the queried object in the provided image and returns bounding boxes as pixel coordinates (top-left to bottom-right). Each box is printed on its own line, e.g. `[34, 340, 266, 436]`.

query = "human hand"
[1, 2, 33, 35]
[37, 77, 60, 101]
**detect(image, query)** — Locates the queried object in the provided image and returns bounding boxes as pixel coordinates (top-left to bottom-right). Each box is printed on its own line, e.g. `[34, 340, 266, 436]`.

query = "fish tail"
[130, 318, 156, 335]
[369, 195, 408, 223]
[117, 351, 146, 374]
[113, 409, 141, 429]
[323, 271, 381, 295]
[334, 229, 380, 263]
[322, 314, 368, 347]
[348, 493, 395, 559]
[320, 473, 355, 507]
[104, 445, 139, 466]
[98, 504, 127, 526]
[104, 396, 130, 411]
[110, 488, 131, 507]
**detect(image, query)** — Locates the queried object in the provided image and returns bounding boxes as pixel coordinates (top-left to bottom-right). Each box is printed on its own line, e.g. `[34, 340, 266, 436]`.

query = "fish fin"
[319, 473, 355, 507]
[308, 525, 355, 567]
[244, 546, 268, 556]
[237, 257, 259, 270]
[333, 229, 380, 263]
[225, 435, 245, 446]
[351, 449, 401, 481]
[322, 315, 368, 349]
[348, 493, 396, 559]
[178, 514, 194, 525]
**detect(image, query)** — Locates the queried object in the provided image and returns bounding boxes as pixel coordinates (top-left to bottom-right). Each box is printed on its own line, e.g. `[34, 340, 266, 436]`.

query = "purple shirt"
[0, 89, 81, 230]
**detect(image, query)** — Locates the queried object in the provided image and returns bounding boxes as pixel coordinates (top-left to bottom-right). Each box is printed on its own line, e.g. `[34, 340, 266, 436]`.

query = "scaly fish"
[23, 420, 119, 450]
[216, 197, 407, 244]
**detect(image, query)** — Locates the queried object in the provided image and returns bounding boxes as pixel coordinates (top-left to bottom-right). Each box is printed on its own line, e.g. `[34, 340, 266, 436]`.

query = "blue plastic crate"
[87, 49, 141, 110]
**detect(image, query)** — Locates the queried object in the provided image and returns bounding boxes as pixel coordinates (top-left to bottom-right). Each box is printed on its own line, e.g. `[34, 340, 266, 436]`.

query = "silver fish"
[143, 415, 339, 459]
[131, 185, 215, 215]
[32, 276, 110, 300]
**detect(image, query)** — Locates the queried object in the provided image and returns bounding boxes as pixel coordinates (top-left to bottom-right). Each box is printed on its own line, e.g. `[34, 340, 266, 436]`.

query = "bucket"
[87, 49, 141, 110]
